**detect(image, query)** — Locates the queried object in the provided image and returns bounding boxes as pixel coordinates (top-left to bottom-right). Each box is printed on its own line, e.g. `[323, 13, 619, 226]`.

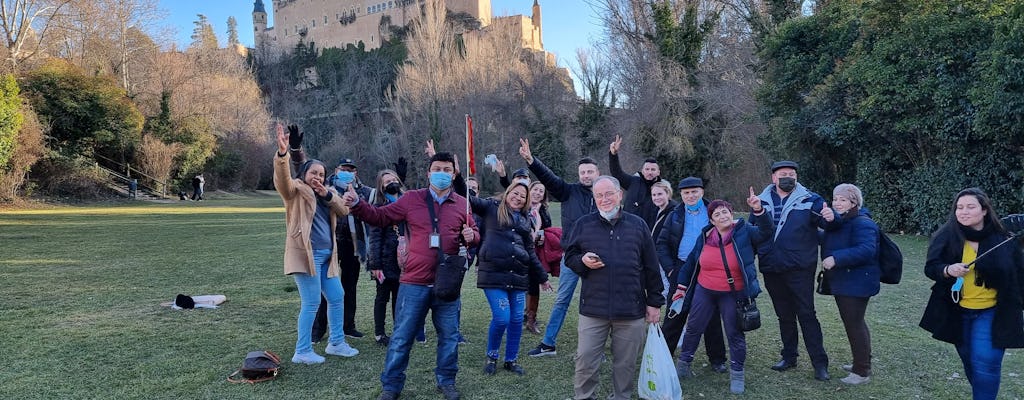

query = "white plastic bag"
[638, 323, 682, 400]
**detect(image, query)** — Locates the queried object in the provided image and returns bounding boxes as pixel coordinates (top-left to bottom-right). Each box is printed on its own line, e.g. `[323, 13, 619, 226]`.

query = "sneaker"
[377, 390, 400, 400]
[457, 333, 469, 345]
[710, 362, 728, 373]
[375, 335, 391, 347]
[345, 329, 365, 338]
[504, 360, 525, 376]
[291, 351, 325, 364]
[840, 372, 870, 385]
[484, 357, 498, 375]
[527, 343, 556, 357]
[326, 342, 359, 357]
[415, 331, 427, 343]
[436, 384, 460, 400]
[841, 364, 853, 372]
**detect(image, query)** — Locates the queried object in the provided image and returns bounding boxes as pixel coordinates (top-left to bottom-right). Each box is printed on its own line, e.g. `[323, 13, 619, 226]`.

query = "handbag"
[227, 350, 281, 384]
[424, 191, 468, 302]
[718, 233, 761, 332]
[638, 323, 683, 400]
[816, 270, 831, 295]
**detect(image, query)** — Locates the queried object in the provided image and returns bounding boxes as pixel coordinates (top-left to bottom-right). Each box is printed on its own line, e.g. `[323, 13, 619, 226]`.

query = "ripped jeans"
[484, 288, 526, 361]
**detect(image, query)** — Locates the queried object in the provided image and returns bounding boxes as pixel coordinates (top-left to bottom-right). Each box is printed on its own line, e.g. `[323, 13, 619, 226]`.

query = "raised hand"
[518, 138, 533, 164]
[746, 186, 763, 212]
[494, 159, 506, 177]
[275, 123, 288, 154]
[342, 184, 359, 206]
[425, 139, 437, 157]
[821, 202, 835, 222]
[609, 135, 622, 155]
[287, 124, 303, 150]
[393, 157, 408, 181]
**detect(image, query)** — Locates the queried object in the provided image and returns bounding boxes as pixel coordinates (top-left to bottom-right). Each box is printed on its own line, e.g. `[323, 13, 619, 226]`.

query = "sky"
[157, 0, 606, 86]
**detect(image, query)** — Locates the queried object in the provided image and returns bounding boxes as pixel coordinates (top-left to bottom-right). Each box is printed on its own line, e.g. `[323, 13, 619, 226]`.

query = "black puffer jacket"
[470, 196, 549, 291]
[528, 157, 595, 246]
[609, 152, 660, 228]
[366, 195, 405, 280]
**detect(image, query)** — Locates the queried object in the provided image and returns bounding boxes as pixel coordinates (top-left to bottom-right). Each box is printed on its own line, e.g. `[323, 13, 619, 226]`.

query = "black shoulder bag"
[425, 192, 468, 302]
[719, 232, 761, 331]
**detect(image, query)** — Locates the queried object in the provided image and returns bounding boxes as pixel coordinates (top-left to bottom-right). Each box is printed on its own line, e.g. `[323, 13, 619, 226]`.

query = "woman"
[820, 184, 880, 385]
[525, 181, 553, 334]
[919, 188, 1024, 400]
[366, 169, 406, 347]
[650, 180, 678, 241]
[675, 194, 771, 394]
[470, 182, 552, 376]
[272, 124, 358, 364]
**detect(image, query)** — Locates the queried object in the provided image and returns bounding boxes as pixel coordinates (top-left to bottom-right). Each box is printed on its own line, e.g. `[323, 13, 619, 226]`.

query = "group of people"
[272, 122, 1024, 400]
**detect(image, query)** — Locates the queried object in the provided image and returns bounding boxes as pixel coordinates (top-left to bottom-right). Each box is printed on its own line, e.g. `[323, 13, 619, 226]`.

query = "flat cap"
[770, 160, 799, 172]
[512, 168, 529, 178]
[677, 176, 704, 189]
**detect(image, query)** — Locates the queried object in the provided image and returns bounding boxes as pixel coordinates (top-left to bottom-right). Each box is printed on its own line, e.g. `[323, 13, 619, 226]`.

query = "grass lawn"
[1, 192, 1022, 399]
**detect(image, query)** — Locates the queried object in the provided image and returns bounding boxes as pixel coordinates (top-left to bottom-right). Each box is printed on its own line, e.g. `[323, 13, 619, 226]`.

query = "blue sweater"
[821, 210, 881, 297]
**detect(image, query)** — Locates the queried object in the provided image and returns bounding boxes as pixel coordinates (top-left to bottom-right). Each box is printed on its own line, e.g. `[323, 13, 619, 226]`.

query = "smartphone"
[484, 154, 498, 169]
[590, 254, 602, 263]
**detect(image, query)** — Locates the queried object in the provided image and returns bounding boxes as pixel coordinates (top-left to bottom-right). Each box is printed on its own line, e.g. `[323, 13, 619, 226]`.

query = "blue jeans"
[956, 307, 1003, 400]
[484, 288, 526, 361]
[541, 260, 579, 347]
[293, 248, 346, 355]
[381, 283, 460, 393]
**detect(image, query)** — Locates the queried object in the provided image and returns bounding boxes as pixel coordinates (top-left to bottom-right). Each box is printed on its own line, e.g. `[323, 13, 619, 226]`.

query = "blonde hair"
[651, 180, 673, 199]
[833, 183, 863, 210]
[497, 182, 529, 227]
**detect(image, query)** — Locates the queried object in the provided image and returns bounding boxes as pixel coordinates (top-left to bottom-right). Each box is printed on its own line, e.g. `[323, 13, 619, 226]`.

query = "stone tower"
[532, 0, 542, 49]
[252, 0, 267, 50]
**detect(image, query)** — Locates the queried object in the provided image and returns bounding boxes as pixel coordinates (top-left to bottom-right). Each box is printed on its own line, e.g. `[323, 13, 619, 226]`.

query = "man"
[344, 152, 479, 400]
[608, 135, 661, 228]
[655, 177, 728, 371]
[564, 175, 664, 400]
[753, 160, 834, 381]
[190, 173, 204, 200]
[518, 138, 599, 357]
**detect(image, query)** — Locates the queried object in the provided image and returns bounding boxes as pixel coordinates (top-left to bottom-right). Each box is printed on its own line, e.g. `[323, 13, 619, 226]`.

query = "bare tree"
[0, 0, 72, 71]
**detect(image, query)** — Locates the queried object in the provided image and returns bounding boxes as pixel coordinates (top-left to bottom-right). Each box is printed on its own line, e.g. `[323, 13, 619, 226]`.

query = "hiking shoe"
[527, 343, 556, 357]
[377, 390, 400, 400]
[484, 357, 498, 375]
[345, 329, 365, 338]
[710, 362, 728, 373]
[676, 360, 693, 379]
[504, 360, 525, 376]
[291, 351, 325, 364]
[325, 342, 359, 357]
[375, 335, 391, 347]
[436, 384, 460, 400]
[840, 372, 870, 385]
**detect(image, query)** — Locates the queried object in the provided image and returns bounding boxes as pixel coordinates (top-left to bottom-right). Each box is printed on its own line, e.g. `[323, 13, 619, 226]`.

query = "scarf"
[958, 221, 998, 288]
[705, 224, 735, 248]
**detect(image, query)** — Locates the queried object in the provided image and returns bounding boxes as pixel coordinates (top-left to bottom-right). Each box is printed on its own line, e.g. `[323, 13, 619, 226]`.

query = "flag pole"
[465, 113, 471, 219]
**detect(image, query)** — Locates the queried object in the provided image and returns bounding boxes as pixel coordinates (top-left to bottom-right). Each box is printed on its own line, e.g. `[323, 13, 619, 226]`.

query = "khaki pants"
[574, 315, 646, 400]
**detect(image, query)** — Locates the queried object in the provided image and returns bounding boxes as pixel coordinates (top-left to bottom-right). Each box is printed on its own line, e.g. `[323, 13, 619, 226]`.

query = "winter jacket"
[273, 152, 349, 277]
[565, 211, 665, 320]
[609, 152, 659, 228]
[676, 213, 773, 314]
[349, 188, 480, 286]
[537, 227, 564, 276]
[656, 199, 710, 280]
[288, 147, 369, 260]
[528, 157, 596, 246]
[821, 210, 881, 297]
[919, 225, 1024, 348]
[754, 183, 827, 272]
[470, 196, 549, 291]
[650, 200, 678, 242]
[365, 194, 406, 281]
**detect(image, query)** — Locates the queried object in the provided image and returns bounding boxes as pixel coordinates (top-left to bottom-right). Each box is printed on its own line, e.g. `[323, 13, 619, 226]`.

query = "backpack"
[227, 350, 281, 384]
[877, 231, 903, 284]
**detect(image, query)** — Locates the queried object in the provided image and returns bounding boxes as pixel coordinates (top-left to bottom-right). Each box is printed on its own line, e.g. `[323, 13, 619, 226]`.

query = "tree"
[226, 16, 238, 46]
[190, 13, 217, 50]
[0, 0, 73, 71]
[0, 73, 22, 167]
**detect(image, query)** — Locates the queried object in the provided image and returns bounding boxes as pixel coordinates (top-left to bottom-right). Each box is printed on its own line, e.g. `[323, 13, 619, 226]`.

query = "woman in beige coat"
[274, 124, 359, 364]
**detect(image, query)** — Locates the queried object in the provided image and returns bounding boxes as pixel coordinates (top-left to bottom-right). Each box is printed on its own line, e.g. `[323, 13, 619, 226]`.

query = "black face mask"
[384, 182, 401, 195]
[777, 177, 797, 193]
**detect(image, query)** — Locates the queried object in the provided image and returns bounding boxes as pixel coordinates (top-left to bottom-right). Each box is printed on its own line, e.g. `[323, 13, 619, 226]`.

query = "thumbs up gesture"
[746, 186, 763, 213]
[342, 184, 359, 206]
[821, 201, 835, 222]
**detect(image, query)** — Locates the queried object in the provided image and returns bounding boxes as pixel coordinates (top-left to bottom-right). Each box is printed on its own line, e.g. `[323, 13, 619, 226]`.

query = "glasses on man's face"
[594, 191, 619, 200]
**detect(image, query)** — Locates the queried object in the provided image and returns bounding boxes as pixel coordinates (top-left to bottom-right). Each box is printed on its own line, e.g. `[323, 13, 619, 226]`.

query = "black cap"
[512, 168, 529, 178]
[770, 160, 798, 172]
[337, 158, 357, 168]
[677, 177, 704, 189]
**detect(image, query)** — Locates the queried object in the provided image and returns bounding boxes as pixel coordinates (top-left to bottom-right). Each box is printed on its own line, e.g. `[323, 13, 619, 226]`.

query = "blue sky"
[158, 0, 604, 77]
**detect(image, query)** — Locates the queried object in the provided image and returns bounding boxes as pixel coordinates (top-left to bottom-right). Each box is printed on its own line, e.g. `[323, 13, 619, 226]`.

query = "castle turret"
[253, 0, 267, 49]
[532, 0, 542, 49]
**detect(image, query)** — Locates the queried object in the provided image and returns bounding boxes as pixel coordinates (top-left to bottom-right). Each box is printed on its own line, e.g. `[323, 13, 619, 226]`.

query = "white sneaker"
[291, 352, 325, 364]
[326, 342, 359, 357]
[840, 372, 870, 385]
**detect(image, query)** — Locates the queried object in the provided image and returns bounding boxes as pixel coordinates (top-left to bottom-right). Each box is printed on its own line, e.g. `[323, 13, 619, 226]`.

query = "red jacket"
[536, 227, 564, 277]
[350, 188, 479, 285]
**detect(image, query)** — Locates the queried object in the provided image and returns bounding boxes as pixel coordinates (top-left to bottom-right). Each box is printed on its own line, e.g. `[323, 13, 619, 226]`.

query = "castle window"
[312, 19, 315, 28]
[324, 16, 328, 24]
[389, 1, 394, 7]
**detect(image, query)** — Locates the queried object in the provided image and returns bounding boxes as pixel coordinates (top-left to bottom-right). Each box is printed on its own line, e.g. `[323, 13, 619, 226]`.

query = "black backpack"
[877, 230, 903, 284]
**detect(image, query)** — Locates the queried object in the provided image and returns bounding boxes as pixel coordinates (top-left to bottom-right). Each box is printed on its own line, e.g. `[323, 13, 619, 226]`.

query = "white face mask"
[599, 206, 620, 221]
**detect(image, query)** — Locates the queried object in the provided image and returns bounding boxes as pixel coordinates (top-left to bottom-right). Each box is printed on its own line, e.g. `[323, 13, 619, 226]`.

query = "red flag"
[466, 114, 476, 175]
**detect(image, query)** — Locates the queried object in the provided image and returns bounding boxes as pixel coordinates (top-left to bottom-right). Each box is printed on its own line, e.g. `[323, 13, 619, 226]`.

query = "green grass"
[1, 193, 1021, 399]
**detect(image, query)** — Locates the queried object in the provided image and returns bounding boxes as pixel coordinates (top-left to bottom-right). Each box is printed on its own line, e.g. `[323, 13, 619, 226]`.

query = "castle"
[253, 0, 548, 61]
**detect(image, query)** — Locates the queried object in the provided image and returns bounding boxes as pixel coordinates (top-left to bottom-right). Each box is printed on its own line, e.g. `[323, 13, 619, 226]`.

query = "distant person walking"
[191, 174, 204, 200]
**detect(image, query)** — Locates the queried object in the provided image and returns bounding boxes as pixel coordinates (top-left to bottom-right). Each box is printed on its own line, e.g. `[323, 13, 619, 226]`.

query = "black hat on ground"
[677, 177, 704, 189]
[512, 168, 529, 178]
[770, 160, 799, 172]
[338, 158, 357, 168]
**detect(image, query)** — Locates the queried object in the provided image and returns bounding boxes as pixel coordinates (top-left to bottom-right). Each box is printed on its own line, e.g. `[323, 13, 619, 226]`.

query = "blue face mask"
[335, 170, 355, 187]
[384, 193, 398, 203]
[429, 171, 453, 190]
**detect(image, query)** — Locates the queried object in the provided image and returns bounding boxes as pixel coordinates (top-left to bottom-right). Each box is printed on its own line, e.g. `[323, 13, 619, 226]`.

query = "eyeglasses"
[594, 191, 619, 200]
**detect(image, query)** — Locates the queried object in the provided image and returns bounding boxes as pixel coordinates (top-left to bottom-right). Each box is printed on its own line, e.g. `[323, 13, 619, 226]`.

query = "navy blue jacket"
[656, 199, 710, 280]
[565, 211, 665, 320]
[821, 210, 880, 297]
[676, 213, 773, 313]
[528, 157, 596, 246]
[754, 183, 827, 272]
[470, 196, 549, 291]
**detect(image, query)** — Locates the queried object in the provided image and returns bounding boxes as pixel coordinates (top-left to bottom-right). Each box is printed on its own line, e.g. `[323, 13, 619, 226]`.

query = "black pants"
[663, 305, 727, 362]
[835, 295, 871, 376]
[762, 269, 829, 367]
[374, 277, 400, 336]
